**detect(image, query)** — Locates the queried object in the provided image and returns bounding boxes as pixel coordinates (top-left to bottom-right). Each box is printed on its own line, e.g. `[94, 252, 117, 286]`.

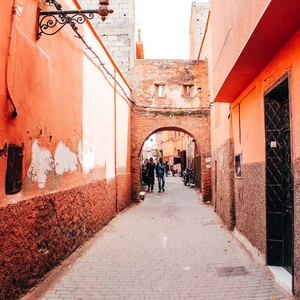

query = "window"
[158, 85, 164, 97]
[182, 83, 195, 98]
[235, 153, 242, 177]
[154, 82, 166, 98]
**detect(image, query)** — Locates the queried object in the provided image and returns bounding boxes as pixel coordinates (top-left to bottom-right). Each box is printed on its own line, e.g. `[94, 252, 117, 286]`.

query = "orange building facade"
[200, 0, 300, 297]
[0, 0, 132, 298]
[156, 130, 196, 175]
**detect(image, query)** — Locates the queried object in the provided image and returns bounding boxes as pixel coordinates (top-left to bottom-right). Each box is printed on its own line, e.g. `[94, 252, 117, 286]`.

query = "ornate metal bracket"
[37, 0, 113, 39]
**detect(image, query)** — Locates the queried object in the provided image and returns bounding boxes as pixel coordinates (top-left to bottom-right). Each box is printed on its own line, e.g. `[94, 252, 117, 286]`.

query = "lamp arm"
[36, 4, 114, 39]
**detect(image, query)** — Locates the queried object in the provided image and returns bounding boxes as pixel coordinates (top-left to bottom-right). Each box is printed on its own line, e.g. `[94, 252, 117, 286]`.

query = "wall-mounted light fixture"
[37, 0, 114, 39]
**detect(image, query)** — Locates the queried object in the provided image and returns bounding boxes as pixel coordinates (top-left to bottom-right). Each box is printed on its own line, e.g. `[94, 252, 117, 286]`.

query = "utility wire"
[47, 0, 210, 113]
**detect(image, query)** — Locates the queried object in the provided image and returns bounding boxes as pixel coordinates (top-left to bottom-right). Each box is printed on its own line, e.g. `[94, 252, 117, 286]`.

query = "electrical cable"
[46, 0, 210, 113]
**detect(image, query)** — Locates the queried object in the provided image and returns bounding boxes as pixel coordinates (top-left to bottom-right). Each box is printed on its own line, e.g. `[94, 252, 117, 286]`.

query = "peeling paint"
[27, 140, 54, 188]
[27, 140, 79, 188]
[78, 141, 95, 174]
[54, 141, 77, 175]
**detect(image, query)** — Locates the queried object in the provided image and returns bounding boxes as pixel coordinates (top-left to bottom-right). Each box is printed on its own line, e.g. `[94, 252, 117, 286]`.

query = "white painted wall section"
[54, 140, 77, 175]
[27, 140, 54, 188]
[78, 141, 95, 174]
[28, 139, 83, 188]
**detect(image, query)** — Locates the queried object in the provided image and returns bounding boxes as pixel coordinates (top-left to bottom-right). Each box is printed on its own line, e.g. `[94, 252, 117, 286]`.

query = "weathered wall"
[0, 0, 132, 298]
[197, 11, 234, 223]
[207, 2, 300, 294]
[128, 59, 211, 202]
[0, 179, 116, 299]
[130, 113, 211, 201]
[234, 163, 266, 253]
[211, 138, 235, 230]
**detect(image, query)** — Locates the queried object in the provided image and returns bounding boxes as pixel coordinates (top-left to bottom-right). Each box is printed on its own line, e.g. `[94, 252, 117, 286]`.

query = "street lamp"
[37, 0, 114, 39]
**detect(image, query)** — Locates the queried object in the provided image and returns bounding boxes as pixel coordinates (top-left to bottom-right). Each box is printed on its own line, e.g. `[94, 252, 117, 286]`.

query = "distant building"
[189, 1, 210, 60]
[156, 131, 195, 175]
[142, 134, 157, 160]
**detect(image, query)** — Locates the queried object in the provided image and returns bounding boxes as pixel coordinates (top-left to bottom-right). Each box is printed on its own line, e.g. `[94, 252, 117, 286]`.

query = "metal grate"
[216, 266, 250, 277]
[5, 145, 23, 194]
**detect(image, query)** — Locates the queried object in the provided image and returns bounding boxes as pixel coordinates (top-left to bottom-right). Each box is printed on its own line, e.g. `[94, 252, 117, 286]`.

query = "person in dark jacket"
[146, 157, 156, 192]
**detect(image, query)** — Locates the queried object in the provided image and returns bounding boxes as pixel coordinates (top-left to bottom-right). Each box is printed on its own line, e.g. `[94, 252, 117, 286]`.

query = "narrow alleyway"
[23, 177, 294, 300]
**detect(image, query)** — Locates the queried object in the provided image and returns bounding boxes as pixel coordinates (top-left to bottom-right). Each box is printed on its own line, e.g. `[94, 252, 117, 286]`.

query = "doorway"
[265, 77, 294, 276]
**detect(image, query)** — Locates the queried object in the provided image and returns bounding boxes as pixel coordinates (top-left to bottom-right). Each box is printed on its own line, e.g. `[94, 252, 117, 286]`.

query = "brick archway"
[128, 59, 211, 202]
[131, 111, 211, 202]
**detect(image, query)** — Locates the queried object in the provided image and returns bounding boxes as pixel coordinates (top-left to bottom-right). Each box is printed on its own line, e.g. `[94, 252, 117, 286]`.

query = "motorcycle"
[182, 168, 194, 186]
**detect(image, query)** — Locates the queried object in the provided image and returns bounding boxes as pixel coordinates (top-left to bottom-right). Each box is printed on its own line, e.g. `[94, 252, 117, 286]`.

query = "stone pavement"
[23, 176, 295, 300]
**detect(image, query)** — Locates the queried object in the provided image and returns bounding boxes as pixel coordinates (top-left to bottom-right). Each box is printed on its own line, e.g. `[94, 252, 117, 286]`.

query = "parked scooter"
[183, 168, 194, 186]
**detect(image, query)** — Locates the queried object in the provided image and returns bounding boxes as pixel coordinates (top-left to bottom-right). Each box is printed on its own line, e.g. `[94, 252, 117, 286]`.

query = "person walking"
[146, 157, 156, 192]
[156, 157, 165, 193]
[165, 161, 170, 177]
[142, 159, 148, 185]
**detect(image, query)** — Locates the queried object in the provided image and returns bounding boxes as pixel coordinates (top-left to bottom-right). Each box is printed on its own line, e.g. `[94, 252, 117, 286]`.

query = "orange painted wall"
[0, 0, 14, 202]
[198, 10, 232, 152]
[231, 30, 300, 163]
[0, 0, 131, 207]
[156, 130, 194, 167]
[206, 0, 300, 295]
[210, 0, 269, 99]
[0, 1, 132, 298]
[208, 0, 300, 163]
[173, 132, 184, 158]
[158, 131, 173, 160]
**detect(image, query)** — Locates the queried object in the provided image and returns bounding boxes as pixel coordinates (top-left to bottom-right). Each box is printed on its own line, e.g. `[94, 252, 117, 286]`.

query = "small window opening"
[182, 83, 195, 98]
[154, 82, 166, 98]
[235, 153, 242, 177]
[158, 85, 164, 97]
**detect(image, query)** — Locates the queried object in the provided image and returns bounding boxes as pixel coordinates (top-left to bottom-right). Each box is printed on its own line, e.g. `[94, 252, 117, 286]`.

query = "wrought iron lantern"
[37, 0, 114, 39]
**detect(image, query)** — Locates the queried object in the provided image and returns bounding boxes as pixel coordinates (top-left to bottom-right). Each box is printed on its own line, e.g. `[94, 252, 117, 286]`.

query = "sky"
[135, 0, 209, 59]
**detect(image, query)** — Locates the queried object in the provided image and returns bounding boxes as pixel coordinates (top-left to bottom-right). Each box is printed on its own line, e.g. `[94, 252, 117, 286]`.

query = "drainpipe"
[114, 68, 117, 213]
[6, 0, 19, 118]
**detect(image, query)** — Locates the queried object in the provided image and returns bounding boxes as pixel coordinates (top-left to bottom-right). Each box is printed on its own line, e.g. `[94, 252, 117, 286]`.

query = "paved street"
[23, 176, 294, 300]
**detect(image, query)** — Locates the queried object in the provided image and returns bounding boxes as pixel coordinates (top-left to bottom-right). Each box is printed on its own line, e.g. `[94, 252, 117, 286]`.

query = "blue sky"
[135, 0, 209, 59]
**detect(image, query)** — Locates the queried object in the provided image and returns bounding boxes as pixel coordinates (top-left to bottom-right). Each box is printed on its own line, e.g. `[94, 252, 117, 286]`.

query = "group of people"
[143, 157, 167, 193]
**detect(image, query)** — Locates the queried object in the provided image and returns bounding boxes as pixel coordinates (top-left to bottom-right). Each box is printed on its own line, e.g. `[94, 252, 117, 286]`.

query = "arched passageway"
[131, 117, 211, 201]
[128, 59, 211, 202]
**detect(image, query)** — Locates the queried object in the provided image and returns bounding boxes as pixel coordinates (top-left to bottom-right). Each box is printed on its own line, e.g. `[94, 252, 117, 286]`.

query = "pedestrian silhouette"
[156, 157, 165, 192]
[146, 157, 156, 192]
